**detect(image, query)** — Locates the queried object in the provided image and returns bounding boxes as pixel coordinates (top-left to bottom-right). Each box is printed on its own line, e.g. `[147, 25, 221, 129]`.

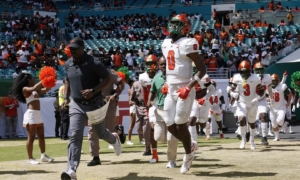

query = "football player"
[229, 60, 264, 150]
[161, 14, 206, 174]
[253, 62, 272, 146]
[130, 55, 158, 158]
[189, 72, 216, 143]
[208, 81, 226, 138]
[269, 74, 292, 141]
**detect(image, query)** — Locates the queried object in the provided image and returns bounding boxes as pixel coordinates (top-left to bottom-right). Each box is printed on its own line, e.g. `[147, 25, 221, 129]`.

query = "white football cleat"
[250, 140, 255, 150]
[61, 170, 77, 180]
[191, 141, 198, 152]
[149, 158, 158, 163]
[239, 140, 246, 149]
[268, 131, 274, 137]
[166, 161, 176, 168]
[289, 126, 293, 134]
[273, 138, 280, 141]
[139, 140, 145, 145]
[180, 152, 195, 174]
[28, 158, 40, 165]
[41, 154, 54, 162]
[126, 141, 134, 145]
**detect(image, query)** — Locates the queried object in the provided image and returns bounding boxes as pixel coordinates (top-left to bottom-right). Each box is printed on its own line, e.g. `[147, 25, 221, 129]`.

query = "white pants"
[286, 106, 292, 120]
[236, 102, 258, 123]
[190, 100, 211, 123]
[164, 83, 195, 126]
[130, 105, 136, 114]
[269, 106, 286, 128]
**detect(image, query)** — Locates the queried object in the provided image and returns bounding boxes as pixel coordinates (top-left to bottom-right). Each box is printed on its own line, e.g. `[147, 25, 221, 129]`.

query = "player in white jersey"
[208, 81, 226, 138]
[189, 73, 216, 143]
[228, 60, 264, 150]
[269, 74, 292, 141]
[161, 14, 206, 174]
[253, 62, 272, 145]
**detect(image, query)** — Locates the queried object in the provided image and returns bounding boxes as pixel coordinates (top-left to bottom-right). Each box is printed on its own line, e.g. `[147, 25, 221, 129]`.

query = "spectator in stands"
[276, 2, 282, 10]
[16, 45, 29, 70]
[261, 48, 272, 66]
[293, 6, 300, 12]
[226, 54, 237, 77]
[53, 92, 61, 138]
[214, 20, 221, 38]
[206, 53, 218, 77]
[113, 50, 122, 69]
[216, 52, 225, 77]
[279, 19, 286, 26]
[3, 91, 19, 138]
[211, 36, 220, 53]
[287, 11, 294, 26]
[125, 50, 135, 70]
[259, 6, 266, 13]
[212, 9, 217, 20]
[220, 28, 229, 48]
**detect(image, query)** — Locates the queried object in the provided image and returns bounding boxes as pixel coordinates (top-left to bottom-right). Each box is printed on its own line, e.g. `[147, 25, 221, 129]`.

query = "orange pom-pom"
[65, 44, 72, 58]
[39, 66, 57, 88]
[116, 71, 125, 82]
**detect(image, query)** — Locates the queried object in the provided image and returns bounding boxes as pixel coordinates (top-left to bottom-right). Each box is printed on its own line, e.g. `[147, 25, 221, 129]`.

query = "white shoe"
[180, 152, 195, 174]
[289, 127, 293, 134]
[149, 158, 158, 163]
[81, 150, 84, 154]
[255, 130, 260, 136]
[126, 141, 134, 145]
[273, 138, 280, 141]
[166, 161, 176, 168]
[41, 154, 54, 162]
[268, 131, 274, 137]
[108, 144, 114, 149]
[28, 158, 40, 165]
[250, 140, 255, 150]
[239, 140, 246, 149]
[139, 140, 145, 145]
[112, 132, 122, 156]
[61, 170, 77, 180]
[191, 141, 198, 152]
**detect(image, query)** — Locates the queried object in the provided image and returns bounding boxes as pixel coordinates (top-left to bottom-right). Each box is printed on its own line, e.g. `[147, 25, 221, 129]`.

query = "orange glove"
[197, 98, 205, 105]
[176, 86, 190, 100]
[161, 83, 168, 95]
[209, 109, 213, 114]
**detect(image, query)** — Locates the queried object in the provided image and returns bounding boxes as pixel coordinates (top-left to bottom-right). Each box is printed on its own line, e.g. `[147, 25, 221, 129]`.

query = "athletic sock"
[188, 126, 198, 142]
[261, 122, 267, 137]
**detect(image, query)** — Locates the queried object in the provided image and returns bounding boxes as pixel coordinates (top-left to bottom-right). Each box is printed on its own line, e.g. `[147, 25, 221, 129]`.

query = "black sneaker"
[87, 157, 101, 166]
[261, 137, 269, 145]
[114, 125, 126, 144]
[143, 150, 152, 156]
[236, 134, 242, 140]
[246, 132, 250, 142]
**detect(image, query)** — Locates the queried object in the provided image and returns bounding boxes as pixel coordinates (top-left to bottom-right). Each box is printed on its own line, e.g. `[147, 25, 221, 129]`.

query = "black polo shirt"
[65, 53, 109, 102]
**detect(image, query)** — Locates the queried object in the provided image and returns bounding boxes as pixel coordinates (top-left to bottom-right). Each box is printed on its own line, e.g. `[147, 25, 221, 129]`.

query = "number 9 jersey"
[161, 37, 199, 84]
[232, 73, 261, 103]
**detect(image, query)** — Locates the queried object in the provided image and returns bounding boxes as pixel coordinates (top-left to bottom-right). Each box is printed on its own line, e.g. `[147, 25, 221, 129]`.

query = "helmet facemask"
[240, 70, 251, 80]
[271, 80, 279, 88]
[168, 20, 184, 35]
[254, 68, 265, 78]
[145, 61, 157, 74]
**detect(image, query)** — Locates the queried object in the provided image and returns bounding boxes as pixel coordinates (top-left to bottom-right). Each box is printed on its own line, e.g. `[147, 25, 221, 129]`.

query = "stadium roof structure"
[277, 48, 300, 64]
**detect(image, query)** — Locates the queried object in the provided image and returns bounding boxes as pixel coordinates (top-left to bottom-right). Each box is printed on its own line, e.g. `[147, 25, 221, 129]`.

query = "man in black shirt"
[60, 38, 122, 180]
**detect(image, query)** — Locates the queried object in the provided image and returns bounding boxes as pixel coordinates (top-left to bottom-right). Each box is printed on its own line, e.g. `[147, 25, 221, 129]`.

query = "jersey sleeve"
[226, 86, 231, 93]
[232, 74, 240, 84]
[282, 84, 288, 91]
[184, 38, 199, 55]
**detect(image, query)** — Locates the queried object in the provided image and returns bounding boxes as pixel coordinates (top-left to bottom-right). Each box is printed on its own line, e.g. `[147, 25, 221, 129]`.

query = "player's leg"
[188, 100, 199, 146]
[258, 99, 269, 145]
[270, 109, 280, 141]
[247, 104, 259, 150]
[199, 105, 210, 140]
[213, 110, 224, 138]
[166, 129, 178, 168]
[285, 106, 293, 133]
[274, 108, 286, 141]
[236, 102, 247, 149]
[165, 94, 181, 141]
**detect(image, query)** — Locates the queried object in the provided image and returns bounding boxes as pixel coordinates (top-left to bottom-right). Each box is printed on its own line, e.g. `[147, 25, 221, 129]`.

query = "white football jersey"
[271, 83, 288, 109]
[257, 74, 272, 99]
[139, 72, 153, 88]
[161, 37, 199, 84]
[210, 89, 223, 110]
[233, 73, 261, 103]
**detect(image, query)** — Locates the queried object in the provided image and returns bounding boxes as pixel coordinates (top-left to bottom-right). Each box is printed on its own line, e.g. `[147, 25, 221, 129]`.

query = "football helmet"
[253, 62, 265, 77]
[271, 74, 280, 88]
[168, 14, 191, 35]
[144, 55, 158, 73]
[238, 60, 251, 80]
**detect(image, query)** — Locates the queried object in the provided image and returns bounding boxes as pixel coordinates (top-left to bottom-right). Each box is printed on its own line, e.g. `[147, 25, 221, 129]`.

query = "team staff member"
[87, 68, 125, 166]
[60, 38, 122, 180]
[148, 56, 178, 167]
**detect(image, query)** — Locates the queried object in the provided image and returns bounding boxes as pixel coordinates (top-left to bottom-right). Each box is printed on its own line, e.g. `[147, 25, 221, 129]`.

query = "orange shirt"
[262, 23, 268, 27]
[206, 58, 217, 70]
[114, 54, 122, 67]
[220, 31, 229, 39]
[15, 40, 22, 49]
[35, 42, 43, 55]
[3, 98, 19, 117]
[194, 34, 203, 46]
[214, 23, 221, 29]
[4, 54, 9, 60]
[236, 33, 245, 41]
[259, 9, 265, 13]
[228, 42, 236, 48]
[255, 22, 261, 27]
[268, 3, 274, 10]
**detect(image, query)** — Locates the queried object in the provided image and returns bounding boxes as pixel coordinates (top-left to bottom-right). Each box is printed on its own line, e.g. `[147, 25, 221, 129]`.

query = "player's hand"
[230, 91, 239, 99]
[176, 86, 190, 100]
[292, 105, 296, 112]
[251, 97, 259, 104]
[197, 98, 205, 105]
[129, 101, 135, 106]
[161, 83, 168, 95]
[283, 70, 288, 77]
[81, 89, 94, 99]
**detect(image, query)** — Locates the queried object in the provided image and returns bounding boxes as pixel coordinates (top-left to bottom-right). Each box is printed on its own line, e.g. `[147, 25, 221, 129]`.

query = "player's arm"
[148, 81, 157, 108]
[284, 88, 292, 107]
[256, 83, 264, 96]
[188, 53, 207, 89]
[114, 79, 125, 99]
[129, 83, 136, 105]
[202, 84, 216, 100]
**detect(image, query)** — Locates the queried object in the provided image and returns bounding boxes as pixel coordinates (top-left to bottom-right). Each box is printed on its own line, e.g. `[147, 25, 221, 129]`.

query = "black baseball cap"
[69, 37, 84, 48]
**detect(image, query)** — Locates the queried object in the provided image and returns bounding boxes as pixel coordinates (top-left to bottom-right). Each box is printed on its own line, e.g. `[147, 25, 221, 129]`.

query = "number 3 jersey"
[161, 37, 199, 85]
[232, 73, 261, 103]
[271, 83, 288, 109]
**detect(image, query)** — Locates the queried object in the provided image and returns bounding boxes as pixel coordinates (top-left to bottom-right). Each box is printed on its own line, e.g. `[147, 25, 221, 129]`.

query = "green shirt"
[150, 72, 166, 108]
